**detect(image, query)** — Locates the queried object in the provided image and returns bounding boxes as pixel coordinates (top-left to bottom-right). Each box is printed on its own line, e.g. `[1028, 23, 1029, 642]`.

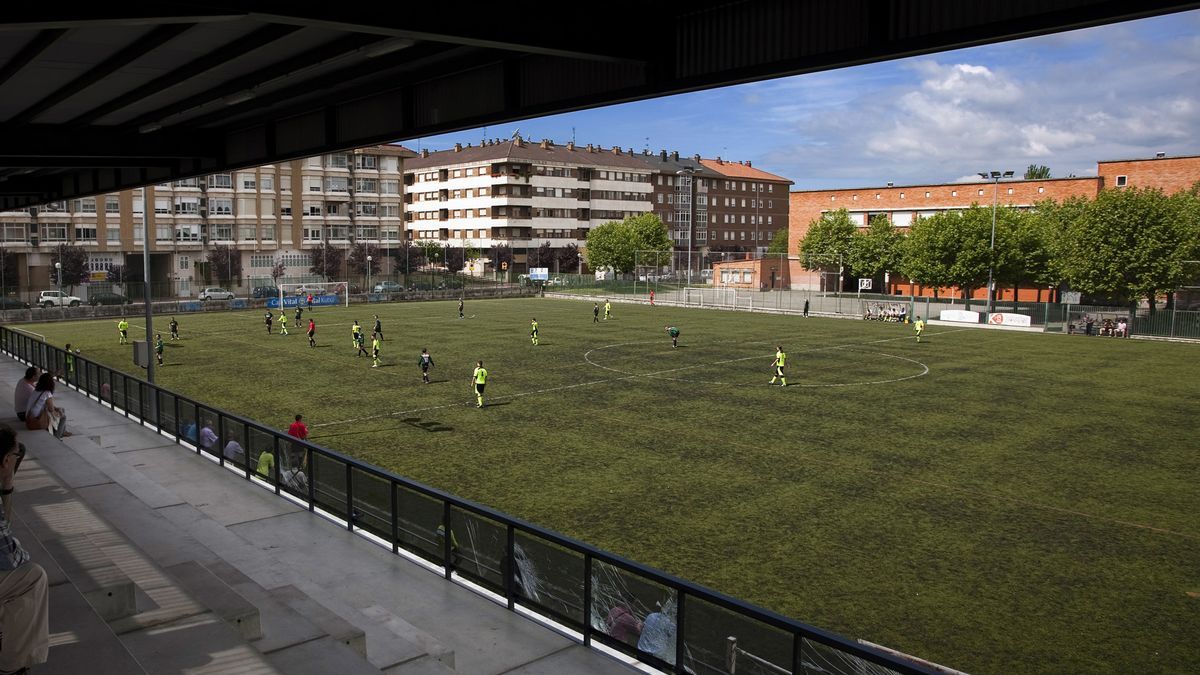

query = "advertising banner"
[939, 310, 980, 323]
[266, 295, 340, 309]
[988, 313, 1032, 327]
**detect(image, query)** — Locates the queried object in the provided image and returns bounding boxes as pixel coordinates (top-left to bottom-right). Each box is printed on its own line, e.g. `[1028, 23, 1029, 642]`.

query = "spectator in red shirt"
[287, 414, 308, 440]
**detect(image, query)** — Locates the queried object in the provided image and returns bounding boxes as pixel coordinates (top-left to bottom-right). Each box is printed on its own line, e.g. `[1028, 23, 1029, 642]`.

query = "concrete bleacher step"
[265, 636, 388, 675]
[269, 584, 368, 658]
[202, 559, 329, 655]
[39, 534, 137, 621]
[167, 560, 263, 641]
[117, 612, 281, 675]
[360, 604, 456, 672]
[385, 655, 459, 674]
[45, 583, 148, 675]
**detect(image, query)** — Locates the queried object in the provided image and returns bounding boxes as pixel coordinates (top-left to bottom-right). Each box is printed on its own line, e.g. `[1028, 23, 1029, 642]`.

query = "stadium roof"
[2, 1, 1197, 209]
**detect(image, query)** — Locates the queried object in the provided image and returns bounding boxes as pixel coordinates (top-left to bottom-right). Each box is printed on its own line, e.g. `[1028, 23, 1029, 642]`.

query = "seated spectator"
[255, 447, 275, 479]
[281, 465, 308, 493]
[1, 424, 50, 673]
[1116, 317, 1129, 338]
[180, 421, 198, 444]
[13, 367, 38, 422]
[605, 604, 643, 645]
[1102, 318, 1114, 336]
[223, 439, 245, 464]
[637, 599, 678, 665]
[24, 374, 63, 433]
[198, 421, 218, 452]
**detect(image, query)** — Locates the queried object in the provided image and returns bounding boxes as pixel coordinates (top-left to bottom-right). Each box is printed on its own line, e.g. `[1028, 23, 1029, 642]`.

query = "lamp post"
[978, 170, 1014, 315]
[54, 261, 63, 318]
[366, 254, 372, 294]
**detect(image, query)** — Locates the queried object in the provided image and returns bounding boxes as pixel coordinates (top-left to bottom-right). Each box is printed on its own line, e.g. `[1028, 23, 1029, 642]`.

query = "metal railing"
[0, 325, 935, 675]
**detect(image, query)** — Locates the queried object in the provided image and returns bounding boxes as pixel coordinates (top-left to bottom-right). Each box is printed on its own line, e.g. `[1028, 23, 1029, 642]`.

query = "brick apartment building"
[787, 153, 1200, 298]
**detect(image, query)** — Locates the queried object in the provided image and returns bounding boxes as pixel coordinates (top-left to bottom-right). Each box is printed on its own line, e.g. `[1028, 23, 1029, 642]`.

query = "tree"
[1058, 186, 1192, 311]
[346, 242, 380, 276]
[308, 242, 344, 280]
[898, 212, 960, 300]
[419, 240, 443, 265]
[529, 241, 553, 269]
[1024, 164, 1052, 180]
[491, 244, 513, 273]
[765, 227, 789, 255]
[0, 250, 18, 293]
[584, 213, 671, 273]
[798, 209, 856, 271]
[49, 244, 89, 291]
[557, 243, 581, 273]
[395, 241, 427, 275]
[848, 215, 904, 280]
[206, 244, 242, 284]
[444, 245, 466, 273]
[270, 258, 286, 284]
[993, 206, 1060, 302]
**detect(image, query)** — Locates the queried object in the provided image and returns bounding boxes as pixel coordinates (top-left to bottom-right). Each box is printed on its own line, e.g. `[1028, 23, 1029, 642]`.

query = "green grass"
[20, 298, 1200, 674]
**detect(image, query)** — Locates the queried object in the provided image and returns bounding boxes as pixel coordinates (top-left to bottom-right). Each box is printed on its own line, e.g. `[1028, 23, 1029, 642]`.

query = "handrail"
[0, 325, 936, 675]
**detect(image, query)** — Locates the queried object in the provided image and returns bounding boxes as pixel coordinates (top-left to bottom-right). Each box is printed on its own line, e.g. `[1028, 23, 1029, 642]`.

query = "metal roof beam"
[0, 29, 68, 90]
[0, 124, 221, 160]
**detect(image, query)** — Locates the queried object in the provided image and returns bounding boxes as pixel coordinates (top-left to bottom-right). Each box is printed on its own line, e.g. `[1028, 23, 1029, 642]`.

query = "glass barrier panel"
[311, 452, 347, 517]
[158, 390, 177, 436]
[177, 400, 198, 446]
[591, 560, 676, 662]
[279, 439, 309, 500]
[350, 467, 390, 540]
[685, 595, 793, 675]
[395, 484, 445, 565]
[448, 506, 506, 593]
[140, 382, 157, 424]
[800, 637, 903, 675]
[84, 362, 100, 397]
[110, 374, 125, 412]
[124, 375, 140, 420]
[219, 415, 246, 466]
[97, 367, 113, 405]
[513, 530, 584, 631]
[247, 426, 277, 483]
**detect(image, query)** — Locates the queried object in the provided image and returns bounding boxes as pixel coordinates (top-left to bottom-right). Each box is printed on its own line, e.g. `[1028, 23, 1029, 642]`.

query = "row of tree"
[798, 183, 1200, 309]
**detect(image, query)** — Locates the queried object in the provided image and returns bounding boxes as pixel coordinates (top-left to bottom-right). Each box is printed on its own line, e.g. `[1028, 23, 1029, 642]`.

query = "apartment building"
[403, 137, 656, 269]
[0, 145, 414, 296]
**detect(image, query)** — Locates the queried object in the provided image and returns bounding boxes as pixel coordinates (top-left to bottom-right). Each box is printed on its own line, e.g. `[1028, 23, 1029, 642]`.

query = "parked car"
[251, 286, 280, 298]
[37, 290, 82, 308]
[199, 287, 235, 301]
[0, 297, 30, 310]
[373, 281, 403, 293]
[89, 292, 131, 306]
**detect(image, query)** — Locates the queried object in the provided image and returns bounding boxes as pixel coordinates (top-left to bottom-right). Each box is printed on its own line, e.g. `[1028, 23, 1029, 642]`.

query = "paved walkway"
[1, 354, 638, 675]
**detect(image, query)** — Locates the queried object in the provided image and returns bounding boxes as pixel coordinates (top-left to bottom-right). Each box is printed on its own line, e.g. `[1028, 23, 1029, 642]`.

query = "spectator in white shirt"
[13, 368, 38, 422]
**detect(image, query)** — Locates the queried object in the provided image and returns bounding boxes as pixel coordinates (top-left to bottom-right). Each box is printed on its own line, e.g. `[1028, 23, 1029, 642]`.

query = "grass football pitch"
[20, 297, 1200, 674]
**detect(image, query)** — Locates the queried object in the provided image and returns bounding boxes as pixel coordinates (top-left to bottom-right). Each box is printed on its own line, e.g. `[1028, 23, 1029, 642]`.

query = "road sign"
[530, 268, 549, 281]
[858, 278, 873, 290]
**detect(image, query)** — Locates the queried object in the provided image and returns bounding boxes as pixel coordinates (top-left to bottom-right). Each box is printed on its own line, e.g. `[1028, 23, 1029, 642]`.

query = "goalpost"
[277, 281, 350, 310]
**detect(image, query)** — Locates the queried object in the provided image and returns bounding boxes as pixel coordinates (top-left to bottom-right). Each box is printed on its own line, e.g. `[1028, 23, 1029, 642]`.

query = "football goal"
[277, 281, 350, 309]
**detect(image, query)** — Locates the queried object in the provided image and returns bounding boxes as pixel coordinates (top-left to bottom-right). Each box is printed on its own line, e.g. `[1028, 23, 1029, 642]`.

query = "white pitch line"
[312, 328, 969, 429]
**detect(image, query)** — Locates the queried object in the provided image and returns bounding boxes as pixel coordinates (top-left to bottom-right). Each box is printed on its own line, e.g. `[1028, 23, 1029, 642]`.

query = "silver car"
[200, 287, 235, 301]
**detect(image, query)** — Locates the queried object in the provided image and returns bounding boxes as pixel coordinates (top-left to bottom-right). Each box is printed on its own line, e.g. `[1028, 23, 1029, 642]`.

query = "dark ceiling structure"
[2, 1, 1198, 209]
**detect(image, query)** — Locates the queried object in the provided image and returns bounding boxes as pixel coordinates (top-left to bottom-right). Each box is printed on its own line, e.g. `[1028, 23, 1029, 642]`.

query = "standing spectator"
[1084, 314, 1094, 336]
[458, 298, 464, 320]
[198, 420, 218, 452]
[593, 303, 600, 323]
[0, 425, 49, 673]
[155, 333, 164, 366]
[803, 298, 810, 318]
[649, 289, 655, 306]
[287, 414, 308, 440]
[13, 367, 38, 423]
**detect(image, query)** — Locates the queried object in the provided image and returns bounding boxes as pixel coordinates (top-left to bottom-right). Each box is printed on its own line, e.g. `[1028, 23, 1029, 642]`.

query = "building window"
[79, 198, 97, 213]
[899, 193, 905, 199]
[326, 153, 349, 169]
[1115, 175, 1127, 187]
[174, 177, 199, 188]
[239, 173, 256, 190]
[179, 256, 190, 270]
[925, 192, 930, 198]
[176, 224, 200, 241]
[304, 176, 322, 192]
[107, 228, 121, 243]
[210, 173, 232, 189]
[154, 197, 170, 214]
[105, 196, 120, 214]
[380, 180, 399, 194]
[211, 198, 233, 215]
[951, 190, 957, 197]
[303, 203, 322, 216]
[355, 154, 378, 170]
[75, 224, 97, 241]
[325, 176, 349, 193]
[1038, 186, 1045, 193]
[174, 197, 200, 215]
[356, 178, 378, 193]
[1007, 187, 1014, 195]
[261, 175, 274, 191]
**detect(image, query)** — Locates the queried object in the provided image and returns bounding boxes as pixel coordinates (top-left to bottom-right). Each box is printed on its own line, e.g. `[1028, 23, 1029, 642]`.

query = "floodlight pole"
[979, 170, 1013, 315]
[366, 255, 372, 294]
[142, 200, 154, 383]
[677, 168, 695, 286]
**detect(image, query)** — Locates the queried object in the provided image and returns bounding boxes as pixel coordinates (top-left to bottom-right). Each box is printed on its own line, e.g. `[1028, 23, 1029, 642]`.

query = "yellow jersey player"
[604, 299, 612, 320]
[530, 318, 539, 345]
[472, 361, 488, 408]
[278, 310, 289, 335]
[371, 333, 381, 368]
[117, 318, 129, 344]
[915, 318, 925, 343]
[351, 320, 362, 347]
[769, 346, 787, 387]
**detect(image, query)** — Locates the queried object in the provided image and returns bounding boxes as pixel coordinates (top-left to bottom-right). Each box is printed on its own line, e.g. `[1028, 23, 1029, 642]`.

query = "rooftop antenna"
[572, 127, 576, 145]
[644, 137, 650, 153]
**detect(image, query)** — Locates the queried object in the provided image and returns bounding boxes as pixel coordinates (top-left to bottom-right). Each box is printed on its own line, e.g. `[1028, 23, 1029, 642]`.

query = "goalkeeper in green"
[664, 325, 680, 348]
[769, 346, 787, 387]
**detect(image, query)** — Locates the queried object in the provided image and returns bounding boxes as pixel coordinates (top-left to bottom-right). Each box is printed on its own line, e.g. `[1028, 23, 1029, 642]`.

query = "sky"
[406, 9, 1200, 191]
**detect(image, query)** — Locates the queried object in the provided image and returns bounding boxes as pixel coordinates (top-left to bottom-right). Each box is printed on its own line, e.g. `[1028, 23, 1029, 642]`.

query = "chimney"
[420, 148, 429, 158]
[567, 141, 575, 151]
[628, 148, 633, 155]
[660, 150, 667, 161]
[1156, 152, 1166, 159]
[540, 139, 549, 149]
[693, 154, 700, 162]
[587, 144, 594, 152]
[716, 156, 722, 164]
[745, 160, 751, 167]
[612, 146, 621, 155]
[671, 151, 679, 161]
[454, 143, 462, 152]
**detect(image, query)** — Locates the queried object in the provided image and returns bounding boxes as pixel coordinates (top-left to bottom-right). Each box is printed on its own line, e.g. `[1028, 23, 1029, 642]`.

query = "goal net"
[275, 281, 350, 309]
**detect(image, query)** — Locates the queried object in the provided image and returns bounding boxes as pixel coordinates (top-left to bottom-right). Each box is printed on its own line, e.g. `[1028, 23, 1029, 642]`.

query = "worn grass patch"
[21, 297, 1200, 673]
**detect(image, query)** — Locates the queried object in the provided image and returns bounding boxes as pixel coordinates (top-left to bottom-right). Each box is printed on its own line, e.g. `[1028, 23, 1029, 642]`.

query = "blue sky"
[406, 10, 1200, 190]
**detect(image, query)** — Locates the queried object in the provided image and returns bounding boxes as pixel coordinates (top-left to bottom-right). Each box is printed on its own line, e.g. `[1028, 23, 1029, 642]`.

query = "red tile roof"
[699, 159, 792, 183]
